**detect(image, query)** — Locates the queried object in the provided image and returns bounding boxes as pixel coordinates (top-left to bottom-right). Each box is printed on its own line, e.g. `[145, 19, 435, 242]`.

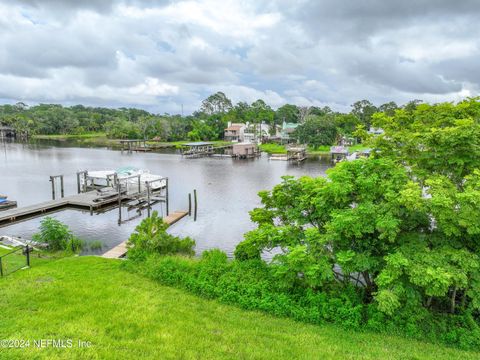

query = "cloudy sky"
[0, 0, 478, 114]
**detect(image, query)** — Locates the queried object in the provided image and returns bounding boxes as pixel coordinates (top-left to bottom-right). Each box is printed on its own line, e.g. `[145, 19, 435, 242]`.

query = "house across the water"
[224, 123, 246, 142]
[280, 121, 299, 143]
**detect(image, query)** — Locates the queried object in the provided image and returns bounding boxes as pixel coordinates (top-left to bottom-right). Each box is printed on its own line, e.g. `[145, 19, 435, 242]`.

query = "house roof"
[283, 122, 298, 129]
[225, 123, 245, 131]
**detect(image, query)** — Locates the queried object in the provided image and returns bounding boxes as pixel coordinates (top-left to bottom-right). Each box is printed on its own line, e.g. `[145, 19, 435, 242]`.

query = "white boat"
[83, 167, 166, 191]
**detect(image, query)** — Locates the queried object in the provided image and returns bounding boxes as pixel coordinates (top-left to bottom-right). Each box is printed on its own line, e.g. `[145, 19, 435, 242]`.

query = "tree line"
[0, 92, 423, 146]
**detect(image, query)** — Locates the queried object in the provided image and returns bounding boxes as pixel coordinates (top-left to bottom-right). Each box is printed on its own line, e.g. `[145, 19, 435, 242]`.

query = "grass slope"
[0, 257, 477, 360]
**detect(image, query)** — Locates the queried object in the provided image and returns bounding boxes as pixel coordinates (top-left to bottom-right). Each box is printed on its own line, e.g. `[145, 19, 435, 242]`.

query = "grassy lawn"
[32, 134, 232, 149]
[259, 143, 287, 154]
[32, 132, 108, 140]
[0, 257, 477, 359]
[0, 247, 57, 276]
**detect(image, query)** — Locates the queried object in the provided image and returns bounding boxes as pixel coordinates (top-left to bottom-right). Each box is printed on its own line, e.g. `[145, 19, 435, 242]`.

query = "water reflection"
[0, 141, 330, 256]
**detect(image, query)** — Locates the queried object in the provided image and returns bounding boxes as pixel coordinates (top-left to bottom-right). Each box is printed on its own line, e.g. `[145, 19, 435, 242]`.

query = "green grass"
[0, 257, 477, 359]
[32, 134, 232, 149]
[32, 132, 107, 140]
[0, 247, 60, 276]
[259, 143, 287, 154]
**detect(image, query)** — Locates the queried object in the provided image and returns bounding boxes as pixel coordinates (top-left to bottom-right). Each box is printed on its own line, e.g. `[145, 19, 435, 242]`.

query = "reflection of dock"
[101, 211, 189, 259]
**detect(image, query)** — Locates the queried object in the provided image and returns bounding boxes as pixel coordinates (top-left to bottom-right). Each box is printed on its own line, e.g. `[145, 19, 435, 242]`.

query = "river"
[0, 141, 330, 256]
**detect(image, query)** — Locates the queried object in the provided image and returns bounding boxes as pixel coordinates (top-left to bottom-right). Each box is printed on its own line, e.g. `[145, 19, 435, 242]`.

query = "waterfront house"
[243, 122, 272, 144]
[224, 123, 246, 142]
[280, 121, 299, 143]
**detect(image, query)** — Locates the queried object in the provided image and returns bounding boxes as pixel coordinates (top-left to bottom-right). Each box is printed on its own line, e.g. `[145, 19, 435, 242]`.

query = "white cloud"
[0, 0, 478, 113]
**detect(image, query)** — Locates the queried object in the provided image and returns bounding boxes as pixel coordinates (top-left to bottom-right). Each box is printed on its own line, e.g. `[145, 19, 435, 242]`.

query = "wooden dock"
[101, 211, 188, 259]
[0, 190, 127, 227]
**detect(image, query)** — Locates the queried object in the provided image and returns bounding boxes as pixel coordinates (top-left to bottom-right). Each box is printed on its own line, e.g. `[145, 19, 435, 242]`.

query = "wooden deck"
[101, 211, 188, 259]
[0, 190, 125, 227]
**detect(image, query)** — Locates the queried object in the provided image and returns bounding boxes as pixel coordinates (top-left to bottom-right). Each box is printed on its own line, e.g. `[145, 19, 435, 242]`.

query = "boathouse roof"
[184, 142, 213, 146]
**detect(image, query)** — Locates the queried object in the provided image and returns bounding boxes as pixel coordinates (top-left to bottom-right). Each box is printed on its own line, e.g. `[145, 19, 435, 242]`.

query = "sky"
[0, 0, 478, 114]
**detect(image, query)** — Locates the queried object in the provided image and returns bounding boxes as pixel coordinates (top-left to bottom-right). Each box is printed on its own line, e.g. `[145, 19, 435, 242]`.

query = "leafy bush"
[127, 211, 195, 260]
[125, 250, 480, 350]
[33, 217, 83, 253]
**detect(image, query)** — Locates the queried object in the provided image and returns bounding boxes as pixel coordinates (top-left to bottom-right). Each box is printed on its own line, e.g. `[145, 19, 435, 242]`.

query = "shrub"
[127, 211, 195, 260]
[126, 250, 480, 350]
[33, 217, 83, 253]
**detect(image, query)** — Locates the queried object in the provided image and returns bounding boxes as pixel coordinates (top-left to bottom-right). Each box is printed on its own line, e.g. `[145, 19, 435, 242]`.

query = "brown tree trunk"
[451, 286, 457, 314]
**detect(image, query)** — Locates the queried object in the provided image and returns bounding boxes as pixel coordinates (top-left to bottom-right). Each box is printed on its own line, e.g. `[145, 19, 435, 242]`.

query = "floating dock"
[101, 211, 188, 259]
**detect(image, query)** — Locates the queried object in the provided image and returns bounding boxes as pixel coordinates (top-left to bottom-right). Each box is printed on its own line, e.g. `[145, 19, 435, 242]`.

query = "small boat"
[82, 167, 167, 191]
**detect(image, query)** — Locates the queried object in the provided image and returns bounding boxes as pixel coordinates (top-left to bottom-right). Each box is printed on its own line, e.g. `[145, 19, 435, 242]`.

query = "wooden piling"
[146, 182, 151, 217]
[188, 193, 192, 216]
[166, 178, 169, 216]
[194, 189, 197, 221]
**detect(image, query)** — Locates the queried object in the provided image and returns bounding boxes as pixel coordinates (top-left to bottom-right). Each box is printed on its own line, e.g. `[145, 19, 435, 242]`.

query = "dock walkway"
[101, 211, 188, 259]
[0, 190, 126, 227]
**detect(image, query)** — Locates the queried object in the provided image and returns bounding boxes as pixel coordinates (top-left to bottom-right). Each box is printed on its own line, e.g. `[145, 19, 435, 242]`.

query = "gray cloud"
[0, 0, 478, 113]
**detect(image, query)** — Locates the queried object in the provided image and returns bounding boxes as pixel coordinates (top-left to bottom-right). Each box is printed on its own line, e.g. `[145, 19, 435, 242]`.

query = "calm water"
[0, 141, 330, 256]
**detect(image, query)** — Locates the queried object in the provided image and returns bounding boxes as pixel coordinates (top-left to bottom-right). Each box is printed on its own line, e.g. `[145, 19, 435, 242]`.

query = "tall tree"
[200, 92, 233, 115]
[351, 100, 378, 129]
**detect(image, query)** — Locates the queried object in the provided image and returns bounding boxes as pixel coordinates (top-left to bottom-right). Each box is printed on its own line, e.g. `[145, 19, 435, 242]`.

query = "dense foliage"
[1, 94, 403, 145]
[123, 98, 480, 349]
[293, 114, 338, 147]
[32, 217, 83, 252]
[127, 211, 195, 260]
[126, 249, 479, 349]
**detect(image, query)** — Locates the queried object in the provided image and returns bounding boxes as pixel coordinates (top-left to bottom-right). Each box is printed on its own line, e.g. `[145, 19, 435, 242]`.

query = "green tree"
[275, 104, 299, 124]
[200, 92, 233, 115]
[33, 217, 83, 252]
[366, 98, 480, 185]
[234, 158, 480, 316]
[294, 114, 337, 147]
[351, 100, 378, 129]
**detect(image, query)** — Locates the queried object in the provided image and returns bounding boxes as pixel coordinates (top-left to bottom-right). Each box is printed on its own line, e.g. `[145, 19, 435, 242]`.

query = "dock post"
[146, 182, 151, 217]
[188, 193, 192, 216]
[82, 171, 88, 193]
[26, 245, 30, 267]
[50, 176, 55, 200]
[76, 172, 81, 194]
[194, 189, 197, 221]
[117, 182, 122, 224]
[60, 175, 64, 198]
[137, 175, 141, 194]
[166, 177, 169, 216]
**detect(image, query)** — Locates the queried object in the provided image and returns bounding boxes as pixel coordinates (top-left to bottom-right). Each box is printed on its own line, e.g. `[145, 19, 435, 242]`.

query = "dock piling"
[194, 189, 198, 221]
[188, 193, 192, 216]
[146, 182, 151, 217]
[166, 178, 169, 216]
